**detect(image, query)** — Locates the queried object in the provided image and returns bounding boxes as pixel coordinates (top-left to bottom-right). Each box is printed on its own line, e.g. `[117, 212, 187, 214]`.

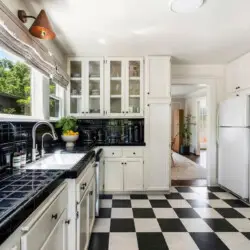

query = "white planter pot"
[61, 135, 79, 149]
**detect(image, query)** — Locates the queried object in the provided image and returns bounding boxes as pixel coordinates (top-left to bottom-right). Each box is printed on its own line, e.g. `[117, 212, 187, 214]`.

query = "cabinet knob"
[112, 152, 114, 155]
[124, 162, 127, 165]
[82, 111, 85, 114]
[122, 111, 125, 114]
[126, 111, 128, 114]
[52, 213, 58, 220]
[65, 219, 71, 224]
[147, 92, 150, 95]
[133, 152, 136, 155]
[89, 191, 93, 195]
[81, 182, 87, 190]
[86, 111, 89, 114]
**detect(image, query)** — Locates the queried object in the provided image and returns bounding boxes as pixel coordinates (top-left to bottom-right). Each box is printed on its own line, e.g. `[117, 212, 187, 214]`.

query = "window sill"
[0, 114, 45, 122]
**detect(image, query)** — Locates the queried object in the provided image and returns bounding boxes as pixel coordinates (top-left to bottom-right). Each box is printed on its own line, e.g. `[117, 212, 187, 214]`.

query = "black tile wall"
[0, 119, 144, 169]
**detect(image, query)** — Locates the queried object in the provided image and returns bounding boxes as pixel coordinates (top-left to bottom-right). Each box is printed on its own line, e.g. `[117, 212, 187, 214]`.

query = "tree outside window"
[0, 49, 31, 116]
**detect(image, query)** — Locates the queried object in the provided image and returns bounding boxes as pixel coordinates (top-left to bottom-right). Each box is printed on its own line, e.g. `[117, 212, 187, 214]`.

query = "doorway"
[170, 84, 208, 186]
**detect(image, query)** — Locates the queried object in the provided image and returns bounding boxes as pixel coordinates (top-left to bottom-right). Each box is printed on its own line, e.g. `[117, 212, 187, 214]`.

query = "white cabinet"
[226, 52, 250, 94]
[77, 192, 89, 250]
[88, 177, 96, 233]
[103, 147, 144, 192]
[68, 57, 104, 116]
[145, 103, 171, 191]
[21, 183, 68, 250]
[123, 158, 143, 191]
[105, 57, 144, 117]
[67, 57, 143, 118]
[147, 56, 171, 101]
[104, 159, 123, 192]
[40, 209, 68, 250]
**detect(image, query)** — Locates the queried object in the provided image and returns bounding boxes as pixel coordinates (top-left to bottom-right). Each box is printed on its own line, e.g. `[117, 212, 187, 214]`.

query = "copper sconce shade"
[18, 10, 56, 40]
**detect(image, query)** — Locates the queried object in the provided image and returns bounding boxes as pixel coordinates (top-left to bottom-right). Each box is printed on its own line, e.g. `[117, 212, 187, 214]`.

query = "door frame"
[172, 77, 217, 186]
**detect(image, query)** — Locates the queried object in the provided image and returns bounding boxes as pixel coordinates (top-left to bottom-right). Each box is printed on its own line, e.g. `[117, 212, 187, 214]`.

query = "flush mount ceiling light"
[169, 0, 204, 13]
[18, 9, 56, 40]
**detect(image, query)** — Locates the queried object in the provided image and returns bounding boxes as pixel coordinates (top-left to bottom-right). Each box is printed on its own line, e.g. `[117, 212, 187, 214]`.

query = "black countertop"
[0, 169, 65, 244]
[0, 142, 146, 245]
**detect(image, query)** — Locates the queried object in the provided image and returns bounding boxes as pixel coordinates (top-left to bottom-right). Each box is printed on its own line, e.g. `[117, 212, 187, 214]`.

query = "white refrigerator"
[218, 95, 250, 199]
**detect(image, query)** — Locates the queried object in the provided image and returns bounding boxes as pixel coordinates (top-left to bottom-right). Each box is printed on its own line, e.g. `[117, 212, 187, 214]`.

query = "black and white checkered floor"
[89, 186, 250, 250]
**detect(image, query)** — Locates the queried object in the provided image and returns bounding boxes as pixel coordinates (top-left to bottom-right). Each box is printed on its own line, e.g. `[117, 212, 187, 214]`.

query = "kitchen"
[0, 0, 250, 250]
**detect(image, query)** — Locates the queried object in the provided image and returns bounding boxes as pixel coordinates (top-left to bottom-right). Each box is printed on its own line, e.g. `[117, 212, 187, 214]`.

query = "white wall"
[1, 0, 66, 69]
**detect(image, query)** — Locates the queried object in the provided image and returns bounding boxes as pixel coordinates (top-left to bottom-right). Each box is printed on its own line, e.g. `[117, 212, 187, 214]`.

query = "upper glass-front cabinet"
[69, 60, 83, 115]
[68, 58, 103, 116]
[106, 58, 143, 117]
[68, 57, 143, 117]
[86, 59, 103, 115]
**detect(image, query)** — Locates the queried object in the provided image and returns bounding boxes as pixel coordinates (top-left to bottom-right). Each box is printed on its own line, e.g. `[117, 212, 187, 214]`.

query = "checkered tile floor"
[89, 186, 250, 250]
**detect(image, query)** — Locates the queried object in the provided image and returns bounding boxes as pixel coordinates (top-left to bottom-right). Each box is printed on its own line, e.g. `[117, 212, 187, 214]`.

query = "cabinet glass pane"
[110, 98, 122, 113]
[70, 80, 82, 95]
[129, 80, 140, 95]
[70, 98, 81, 113]
[89, 98, 100, 113]
[129, 97, 140, 113]
[70, 61, 82, 78]
[110, 61, 122, 77]
[89, 61, 100, 77]
[89, 80, 100, 96]
[110, 80, 122, 95]
[129, 61, 140, 77]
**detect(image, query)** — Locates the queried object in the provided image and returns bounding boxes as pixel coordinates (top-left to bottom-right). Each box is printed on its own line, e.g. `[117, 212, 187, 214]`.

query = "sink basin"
[24, 153, 86, 170]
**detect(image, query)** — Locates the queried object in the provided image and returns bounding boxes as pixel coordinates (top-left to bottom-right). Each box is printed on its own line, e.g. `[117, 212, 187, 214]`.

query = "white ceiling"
[171, 84, 205, 97]
[24, 0, 250, 64]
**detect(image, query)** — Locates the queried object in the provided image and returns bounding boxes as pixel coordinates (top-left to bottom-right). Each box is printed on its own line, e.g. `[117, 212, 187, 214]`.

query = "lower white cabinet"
[104, 158, 143, 192]
[77, 191, 89, 250]
[40, 209, 68, 250]
[104, 159, 123, 192]
[124, 159, 143, 191]
[88, 177, 96, 233]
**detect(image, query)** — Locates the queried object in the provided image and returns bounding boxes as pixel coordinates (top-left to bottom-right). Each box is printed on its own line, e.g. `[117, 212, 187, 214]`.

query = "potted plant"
[180, 114, 192, 155]
[56, 116, 79, 149]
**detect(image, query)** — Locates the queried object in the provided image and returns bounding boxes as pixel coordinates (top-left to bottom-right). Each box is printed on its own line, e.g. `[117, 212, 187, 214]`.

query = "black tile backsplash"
[0, 119, 144, 169]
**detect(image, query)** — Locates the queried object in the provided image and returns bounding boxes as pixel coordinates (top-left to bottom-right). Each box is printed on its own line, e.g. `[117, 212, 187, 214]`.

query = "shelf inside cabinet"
[110, 95, 122, 98]
[89, 77, 100, 81]
[110, 77, 122, 81]
[89, 95, 100, 98]
[70, 95, 82, 99]
[70, 77, 82, 81]
[129, 77, 140, 80]
[129, 95, 140, 98]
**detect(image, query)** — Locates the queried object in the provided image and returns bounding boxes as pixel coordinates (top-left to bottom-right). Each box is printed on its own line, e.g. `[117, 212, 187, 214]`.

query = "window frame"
[49, 81, 64, 121]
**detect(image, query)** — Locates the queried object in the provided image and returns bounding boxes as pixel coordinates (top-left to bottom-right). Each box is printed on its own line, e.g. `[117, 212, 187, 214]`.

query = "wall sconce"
[18, 9, 56, 40]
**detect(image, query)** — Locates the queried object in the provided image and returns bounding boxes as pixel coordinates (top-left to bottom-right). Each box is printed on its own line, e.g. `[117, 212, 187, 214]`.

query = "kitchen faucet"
[32, 121, 58, 162]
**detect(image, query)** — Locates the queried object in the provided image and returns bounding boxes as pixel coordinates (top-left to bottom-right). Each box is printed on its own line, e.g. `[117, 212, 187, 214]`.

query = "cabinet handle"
[124, 162, 127, 165]
[89, 191, 93, 195]
[121, 162, 124, 165]
[122, 111, 125, 114]
[86, 111, 89, 114]
[147, 92, 150, 95]
[81, 182, 87, 190]
[112, 152, 114, 155]
[126, 111, 128, 114]
[133, 152, 136, 155]
[65, 219, 71, 224]
[82, 111, 85, 114]
[52, 214, 58, 220]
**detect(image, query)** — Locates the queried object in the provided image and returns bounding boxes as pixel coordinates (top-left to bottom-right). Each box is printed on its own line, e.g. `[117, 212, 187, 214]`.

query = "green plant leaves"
[56, 116, 78, 133]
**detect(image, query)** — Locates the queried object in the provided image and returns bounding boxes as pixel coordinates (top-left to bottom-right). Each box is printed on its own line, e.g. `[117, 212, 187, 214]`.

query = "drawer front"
[78, 162, 95, 201]
[104, 149, 122, 158]
[21, 187, 68, 250]
[123, 148, 144, 157]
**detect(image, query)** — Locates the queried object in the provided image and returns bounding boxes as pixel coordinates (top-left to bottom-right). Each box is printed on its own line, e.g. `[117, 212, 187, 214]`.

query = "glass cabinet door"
[109, 60, 124, 115]
[69, 60, 83, 115]
[127, 60, 142, 115]
[86, 60, 103, 115]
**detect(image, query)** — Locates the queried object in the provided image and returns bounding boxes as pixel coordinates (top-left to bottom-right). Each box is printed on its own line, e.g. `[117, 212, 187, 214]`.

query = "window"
[49, 81, 64, 119]
[0, 48, 32, 116]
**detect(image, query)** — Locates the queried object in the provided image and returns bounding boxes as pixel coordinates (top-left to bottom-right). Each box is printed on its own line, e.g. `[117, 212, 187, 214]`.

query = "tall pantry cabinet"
[144, 56, 171, 191]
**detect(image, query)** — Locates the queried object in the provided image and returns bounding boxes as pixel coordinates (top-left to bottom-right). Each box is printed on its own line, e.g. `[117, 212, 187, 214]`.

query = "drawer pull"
[81, 183, 87, 190]
[89, 191, 93, 195]
[133, 152, 136, 155]
[51, 214, 58, 220]
[112, 152, 114, 155]
[65, 219, 71, 224]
